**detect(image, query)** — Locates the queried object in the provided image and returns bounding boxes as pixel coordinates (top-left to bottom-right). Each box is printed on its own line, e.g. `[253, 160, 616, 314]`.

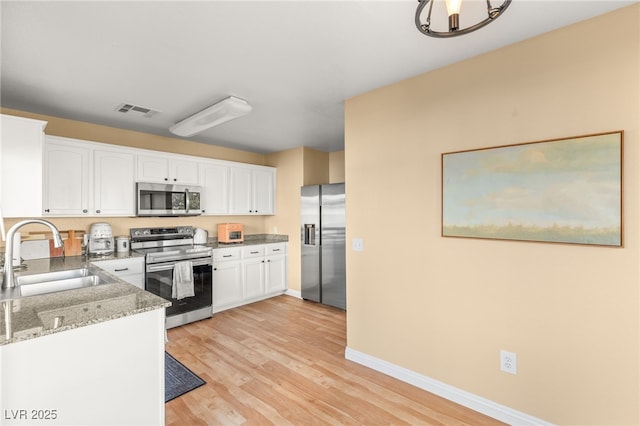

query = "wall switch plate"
[500, 350, 517, 375]
[352, 238, 364, 252]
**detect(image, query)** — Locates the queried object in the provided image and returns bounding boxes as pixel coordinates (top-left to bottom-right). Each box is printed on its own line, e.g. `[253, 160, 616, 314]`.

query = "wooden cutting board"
[49, 239, 64, 257]
[63, 229, 83, 256]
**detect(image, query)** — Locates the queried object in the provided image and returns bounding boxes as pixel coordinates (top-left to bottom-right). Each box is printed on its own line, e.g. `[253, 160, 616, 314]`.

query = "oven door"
[145, 257, 212, 318]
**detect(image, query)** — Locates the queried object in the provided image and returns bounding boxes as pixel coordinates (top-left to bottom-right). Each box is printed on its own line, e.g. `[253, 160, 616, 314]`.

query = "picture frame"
[441, 131, 623, 247]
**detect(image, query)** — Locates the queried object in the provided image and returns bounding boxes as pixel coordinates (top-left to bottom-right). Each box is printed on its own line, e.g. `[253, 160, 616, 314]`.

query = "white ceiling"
[1, 1, 636, 154]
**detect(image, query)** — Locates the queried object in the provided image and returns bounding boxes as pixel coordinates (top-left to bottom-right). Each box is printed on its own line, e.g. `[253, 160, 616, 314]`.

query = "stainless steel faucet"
[2, 219, 63, 289]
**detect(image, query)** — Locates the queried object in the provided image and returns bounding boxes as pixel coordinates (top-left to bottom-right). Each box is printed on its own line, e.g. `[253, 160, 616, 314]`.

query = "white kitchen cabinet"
[137, 154, 199, 185]
[264, 243, 288, 295]
[43, 137, 91, 216]
[229, 165, 275, 215]
[241, 245, 266, 300]
[199, 160, 230, 215]
[93, 148, 136, 216]
[92, 257, 145, 289]
[212, 247, 242, 312]
[0, 114, 47, 217]
[213, 242, 288, 313]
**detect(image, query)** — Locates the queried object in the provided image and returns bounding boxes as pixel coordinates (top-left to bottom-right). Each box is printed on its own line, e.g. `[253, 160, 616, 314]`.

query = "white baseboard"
[285, 289, 302, 299]
[345, 347, 554, 426]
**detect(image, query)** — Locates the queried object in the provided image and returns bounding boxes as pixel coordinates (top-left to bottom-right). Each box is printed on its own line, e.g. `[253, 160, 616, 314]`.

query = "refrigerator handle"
[304, 224, 316, 246]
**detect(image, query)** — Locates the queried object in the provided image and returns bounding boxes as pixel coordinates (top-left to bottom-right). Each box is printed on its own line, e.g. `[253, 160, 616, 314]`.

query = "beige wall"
[345, 5, 639, 425]
[329, 150, 345, 183]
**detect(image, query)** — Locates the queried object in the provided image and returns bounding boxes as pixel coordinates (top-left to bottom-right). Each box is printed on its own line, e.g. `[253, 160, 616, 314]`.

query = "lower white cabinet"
[213, 242, 287, 313]
[91, 257, 145, 289]
[212, 247, 242, 312]
[264, 243, 287, 295]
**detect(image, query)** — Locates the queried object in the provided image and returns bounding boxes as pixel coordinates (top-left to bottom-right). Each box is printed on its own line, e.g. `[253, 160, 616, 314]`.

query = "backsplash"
[0, 215, 269, 250]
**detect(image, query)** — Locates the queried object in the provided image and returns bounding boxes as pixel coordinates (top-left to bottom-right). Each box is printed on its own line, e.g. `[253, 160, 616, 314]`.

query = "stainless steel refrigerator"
[301, 183, 346, 310]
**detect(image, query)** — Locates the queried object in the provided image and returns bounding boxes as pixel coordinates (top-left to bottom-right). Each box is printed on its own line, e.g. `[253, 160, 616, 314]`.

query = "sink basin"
[16, 268, 91, 285]
[16, 268, 107, 297]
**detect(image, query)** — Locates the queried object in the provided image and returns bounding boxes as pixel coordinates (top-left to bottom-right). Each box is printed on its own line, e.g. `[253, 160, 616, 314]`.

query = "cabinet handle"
[273, 249, 280, 252]
[114, 268, 129, 272]
[164, 177, 168, 181]
[250, 251, 259, 254]
[223, 255, 233, 258]
[45, 209, 50, 213]
[213, 268, 217, 271]
[173, 178, 177, 182]
[83, 209, 88, 213]
[96, 209, 101, 214]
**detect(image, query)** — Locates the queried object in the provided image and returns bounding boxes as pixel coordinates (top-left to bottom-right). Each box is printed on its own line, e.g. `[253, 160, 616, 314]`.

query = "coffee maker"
[88, 222, 114, 256]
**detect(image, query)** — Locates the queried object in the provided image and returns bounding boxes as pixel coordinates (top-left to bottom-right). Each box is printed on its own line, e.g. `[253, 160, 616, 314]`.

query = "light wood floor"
[165, 295, 505, 425]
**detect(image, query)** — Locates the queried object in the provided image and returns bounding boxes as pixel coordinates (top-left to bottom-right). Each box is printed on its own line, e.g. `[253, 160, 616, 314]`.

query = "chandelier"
[415, 0, 512, 38]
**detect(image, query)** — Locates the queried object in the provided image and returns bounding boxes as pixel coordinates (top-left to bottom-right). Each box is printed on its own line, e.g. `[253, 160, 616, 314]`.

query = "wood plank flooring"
[165, 295, 505, 426]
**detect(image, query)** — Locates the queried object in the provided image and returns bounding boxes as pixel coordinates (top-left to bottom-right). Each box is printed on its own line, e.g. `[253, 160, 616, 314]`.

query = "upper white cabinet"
[0, 114, 47, 217]
[43, 136, 136, 217]
[229, 166, 275, 215]
[137, 155, 199, 185]
[93, 149, 136, 216]
[43, 137, 91, 216]
[10, 126, 275, 217]
[199, 160, 230, 215]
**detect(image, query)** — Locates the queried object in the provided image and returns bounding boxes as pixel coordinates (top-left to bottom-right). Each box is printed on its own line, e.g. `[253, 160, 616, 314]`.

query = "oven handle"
[185, 188, 191, 213]
[146, 258, 212, 272]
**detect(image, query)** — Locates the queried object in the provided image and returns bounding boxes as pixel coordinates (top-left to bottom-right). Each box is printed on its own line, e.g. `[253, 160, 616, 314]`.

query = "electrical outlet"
[500, 350, 517, 375]
[352, 238, 364, 252]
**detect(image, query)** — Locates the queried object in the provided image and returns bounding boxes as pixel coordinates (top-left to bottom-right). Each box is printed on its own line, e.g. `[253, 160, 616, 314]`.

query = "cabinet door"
[171, 159, 199, 184]
[265, 254, 287, 294]
[137, 155, 169, 183]
[212, 261, 242, 312]
[242, 257, 265, 300]
[252, 168, 275, 215]
[200, 161, 229, 215]
[43, 140, 91, 215]
[94, 149, 136, 216]
[229, 166, 252, 214]
[0, 115, 47, 217]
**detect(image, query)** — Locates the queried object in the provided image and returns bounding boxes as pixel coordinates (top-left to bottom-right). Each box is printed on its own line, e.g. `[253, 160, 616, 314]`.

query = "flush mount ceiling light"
[170, 96, 252, 137]
[415, 0, 511, 38]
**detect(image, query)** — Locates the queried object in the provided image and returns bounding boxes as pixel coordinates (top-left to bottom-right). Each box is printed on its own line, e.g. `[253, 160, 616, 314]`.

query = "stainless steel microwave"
[136, 182, 202, 216]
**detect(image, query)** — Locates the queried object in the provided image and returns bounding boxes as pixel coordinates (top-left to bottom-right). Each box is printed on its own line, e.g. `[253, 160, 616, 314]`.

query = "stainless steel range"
[130, 226, 213, 329]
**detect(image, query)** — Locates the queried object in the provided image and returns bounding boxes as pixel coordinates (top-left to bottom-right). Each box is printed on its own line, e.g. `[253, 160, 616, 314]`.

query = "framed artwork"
[442, 131, 623, 246]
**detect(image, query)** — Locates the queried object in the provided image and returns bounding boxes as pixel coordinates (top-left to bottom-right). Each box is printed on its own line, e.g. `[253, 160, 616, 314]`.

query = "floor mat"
[165, 352, 206, 403]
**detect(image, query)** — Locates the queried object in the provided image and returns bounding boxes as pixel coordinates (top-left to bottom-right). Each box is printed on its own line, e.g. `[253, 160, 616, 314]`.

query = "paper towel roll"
[12, 232, 21, 266]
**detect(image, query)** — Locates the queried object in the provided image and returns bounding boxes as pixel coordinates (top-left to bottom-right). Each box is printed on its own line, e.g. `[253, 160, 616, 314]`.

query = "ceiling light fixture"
[170, 96, 252, 137]
[415, 0, 511, 38]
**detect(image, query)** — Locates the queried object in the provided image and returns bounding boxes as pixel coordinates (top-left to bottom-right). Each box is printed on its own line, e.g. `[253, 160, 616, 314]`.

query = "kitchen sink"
[16, 268, 111, 297]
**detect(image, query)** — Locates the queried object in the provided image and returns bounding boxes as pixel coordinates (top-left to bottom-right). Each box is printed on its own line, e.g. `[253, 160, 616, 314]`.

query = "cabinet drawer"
[92, 257, 144, 276]
[213, 247, 241, 262]
[266, 243, 287, 256]
[241, 245, 266, 259]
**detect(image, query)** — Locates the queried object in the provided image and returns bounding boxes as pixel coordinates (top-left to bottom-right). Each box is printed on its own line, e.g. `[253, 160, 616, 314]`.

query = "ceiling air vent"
[115, 103, 160, 118]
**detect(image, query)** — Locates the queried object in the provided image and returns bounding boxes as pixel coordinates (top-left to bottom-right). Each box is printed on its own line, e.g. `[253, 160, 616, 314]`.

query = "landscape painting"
[442, 132, 623, 246]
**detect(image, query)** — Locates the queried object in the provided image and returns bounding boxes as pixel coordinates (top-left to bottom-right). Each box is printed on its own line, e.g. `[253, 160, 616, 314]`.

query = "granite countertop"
[0, 254, 169, 346]
[204, 233, 289, 248]
[0, 233, 288, 346]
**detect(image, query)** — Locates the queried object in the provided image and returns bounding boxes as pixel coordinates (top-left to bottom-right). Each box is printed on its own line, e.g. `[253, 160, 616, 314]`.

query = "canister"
[116, 236, 130, 253]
